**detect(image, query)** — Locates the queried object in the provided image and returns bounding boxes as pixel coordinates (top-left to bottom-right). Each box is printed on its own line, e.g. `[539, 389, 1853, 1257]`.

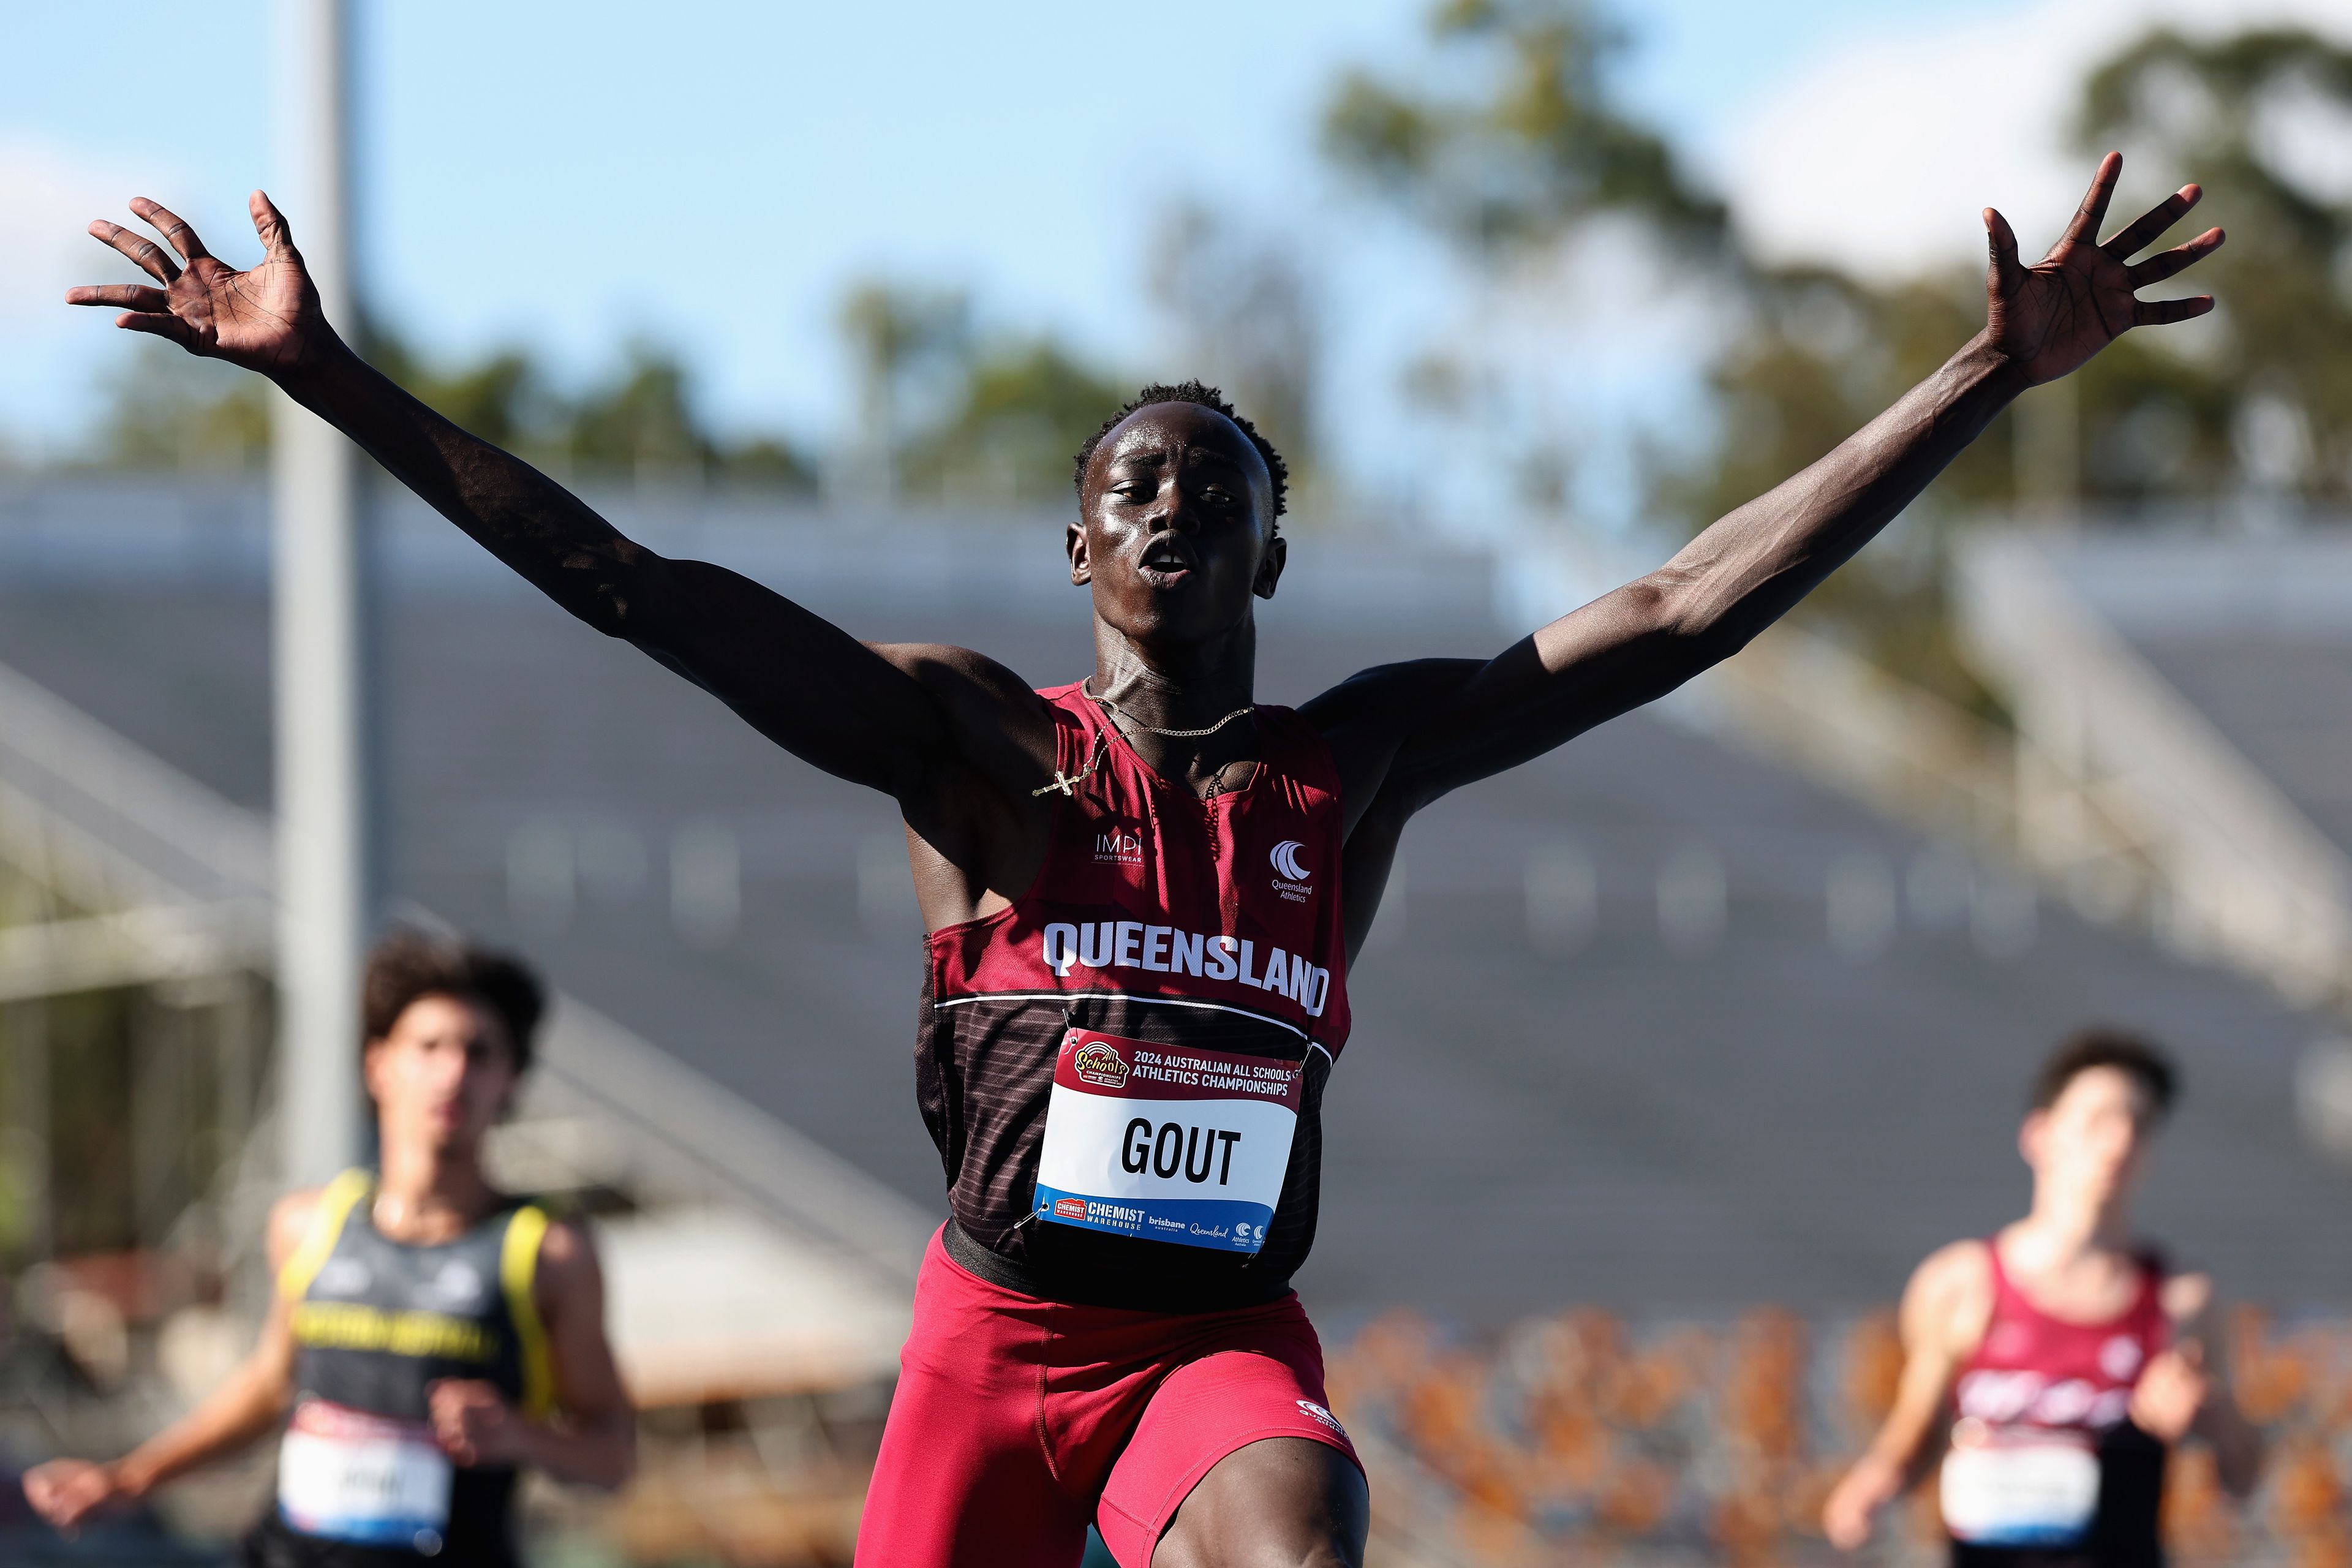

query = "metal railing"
[1957, 534, 2352, 1008]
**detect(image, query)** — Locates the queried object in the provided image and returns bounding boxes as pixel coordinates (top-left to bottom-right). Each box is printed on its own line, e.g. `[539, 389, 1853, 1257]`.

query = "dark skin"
[69, 154, 2218, 1566]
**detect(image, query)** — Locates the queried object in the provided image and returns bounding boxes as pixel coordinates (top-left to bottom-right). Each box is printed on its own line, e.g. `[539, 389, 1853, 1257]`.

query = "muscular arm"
[69, 194, 1054, 809]
[23, 1193, 314, 1530]
[1314, 156, 2222, 820]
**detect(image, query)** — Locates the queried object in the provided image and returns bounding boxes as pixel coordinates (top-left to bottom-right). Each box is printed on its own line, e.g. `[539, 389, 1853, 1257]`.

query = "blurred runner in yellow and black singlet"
[23, 931, 634, 1565]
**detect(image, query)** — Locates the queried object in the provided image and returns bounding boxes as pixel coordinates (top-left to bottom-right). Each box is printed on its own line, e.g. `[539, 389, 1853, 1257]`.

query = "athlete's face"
[363, 993, 519, 1156]
[2021, 1066, 2157, 1205]
[1068, 403, 1285, 647]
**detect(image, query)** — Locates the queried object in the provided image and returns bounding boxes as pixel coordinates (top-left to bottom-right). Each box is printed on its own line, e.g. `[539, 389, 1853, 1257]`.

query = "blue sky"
[3, 0, 2052, 484]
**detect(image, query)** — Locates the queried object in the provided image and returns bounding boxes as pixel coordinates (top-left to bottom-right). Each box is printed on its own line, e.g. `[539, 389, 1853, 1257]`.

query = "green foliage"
[1322, 0, 1725, 254]
[838, 277, 1126, 507]
[900, 341, 1126, 504]
[2075, 27, 2352, 503]
[83, 331, 817, 492]
[85, 347, 273, 472]
[1148, 204, 1321, 492]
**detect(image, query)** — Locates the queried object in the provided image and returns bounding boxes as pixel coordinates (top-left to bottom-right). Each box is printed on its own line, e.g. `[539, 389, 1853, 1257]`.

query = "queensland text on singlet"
[917, 685, 1354, 1312]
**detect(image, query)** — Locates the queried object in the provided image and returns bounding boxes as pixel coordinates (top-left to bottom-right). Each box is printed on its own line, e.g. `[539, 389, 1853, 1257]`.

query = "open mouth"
[1138, 539, 1196, 584]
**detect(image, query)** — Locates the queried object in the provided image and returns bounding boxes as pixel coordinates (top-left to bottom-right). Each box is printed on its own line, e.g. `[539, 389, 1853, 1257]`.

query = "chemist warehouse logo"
[1041, 921, 1332, 1017]
[1270, 840, 1311, 903]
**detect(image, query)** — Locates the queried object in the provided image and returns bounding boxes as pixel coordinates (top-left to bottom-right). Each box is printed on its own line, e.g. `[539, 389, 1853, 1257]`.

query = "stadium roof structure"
[1, 481, 2344, 1321]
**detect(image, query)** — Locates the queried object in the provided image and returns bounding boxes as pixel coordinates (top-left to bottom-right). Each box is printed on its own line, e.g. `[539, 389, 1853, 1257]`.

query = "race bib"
[1940, 1421, 2100, 1547]
[279, 1398, 452, 1554]
[1032, 1029, 1303, 1253]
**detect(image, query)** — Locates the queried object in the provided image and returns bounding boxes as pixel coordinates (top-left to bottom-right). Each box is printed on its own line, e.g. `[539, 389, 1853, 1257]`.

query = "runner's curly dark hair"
[1072, 380, 1289, 529]
[363, 927, 547, 1074]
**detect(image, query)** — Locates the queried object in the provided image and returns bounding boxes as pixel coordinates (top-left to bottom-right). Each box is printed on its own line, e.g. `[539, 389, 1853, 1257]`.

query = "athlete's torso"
[919, 685, 1353, 1311]
[263, 1170, 552, 1565]
[1943, 1242, 2171, 1568]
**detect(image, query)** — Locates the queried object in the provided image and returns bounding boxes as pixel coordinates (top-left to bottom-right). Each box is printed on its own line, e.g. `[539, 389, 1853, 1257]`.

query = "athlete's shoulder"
[1297, 658, 1483, 731]
[869, 641, 1047, 706]
[527, 1213, 606, 1328]
[265, 1188, 326, 1269]
[1906, 1238, 1996, 1333]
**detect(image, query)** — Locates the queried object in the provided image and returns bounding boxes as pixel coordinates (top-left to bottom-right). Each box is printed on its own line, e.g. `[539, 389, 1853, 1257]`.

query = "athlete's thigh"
[1094, 1330, 1365, 1568]
[857, 1341, 1093, 1567]
[1152, 1438, 1368, 1568]
[854, 1237, 1094, 1568]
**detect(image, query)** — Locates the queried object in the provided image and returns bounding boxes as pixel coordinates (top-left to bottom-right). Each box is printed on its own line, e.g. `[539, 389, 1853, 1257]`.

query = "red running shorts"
[853, 1226, 1362, 1567]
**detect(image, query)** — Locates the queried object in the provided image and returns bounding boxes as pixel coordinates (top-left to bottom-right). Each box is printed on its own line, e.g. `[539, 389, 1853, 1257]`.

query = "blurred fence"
[1327, 1306, 2352, 1568]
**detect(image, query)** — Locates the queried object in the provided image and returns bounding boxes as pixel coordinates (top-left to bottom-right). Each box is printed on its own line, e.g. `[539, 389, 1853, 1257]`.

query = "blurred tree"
[85, 347, 271, 472]
[2075, 28, 2352, 509]
[366, 332, 547, 454]
[839, 277, 1126, 507]
[1322, 0, 1725, 256]
[77, 331, 815, 492]
[1148, 203, 1322, 492]
[838, 281, 973, 502]
[560, 344, 712, 481]
[900, 341, 1125, 506]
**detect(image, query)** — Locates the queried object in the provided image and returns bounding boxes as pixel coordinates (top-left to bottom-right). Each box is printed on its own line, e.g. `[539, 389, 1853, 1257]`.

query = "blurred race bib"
[1941, 1421, 2100, 1547]
[278, 1398, 451, 1554]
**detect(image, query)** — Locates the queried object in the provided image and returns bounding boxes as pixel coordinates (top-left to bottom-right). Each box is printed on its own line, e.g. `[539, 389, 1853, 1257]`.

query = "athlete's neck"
[1088, 618, 1256, 731]
[372, 1133, 500, 1243]
[2007, 1177, 2135, 1272]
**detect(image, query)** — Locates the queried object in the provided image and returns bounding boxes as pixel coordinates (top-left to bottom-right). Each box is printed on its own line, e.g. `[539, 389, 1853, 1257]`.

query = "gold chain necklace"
[1029, 684, 1257, 798]
[1082, 678, 1256, 738]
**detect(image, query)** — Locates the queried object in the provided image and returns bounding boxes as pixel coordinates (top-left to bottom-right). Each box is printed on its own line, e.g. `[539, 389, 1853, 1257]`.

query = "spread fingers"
[88, 219, 181, 284]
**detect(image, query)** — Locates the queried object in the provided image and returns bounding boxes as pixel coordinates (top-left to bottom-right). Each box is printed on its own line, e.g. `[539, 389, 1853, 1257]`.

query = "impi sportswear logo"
[1071, 1038, 1131, 1088]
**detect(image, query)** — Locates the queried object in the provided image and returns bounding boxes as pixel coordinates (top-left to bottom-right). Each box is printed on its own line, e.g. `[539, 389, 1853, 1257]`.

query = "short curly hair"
[1071, 380, 1289, 526]
[363, 927, 547, 1075]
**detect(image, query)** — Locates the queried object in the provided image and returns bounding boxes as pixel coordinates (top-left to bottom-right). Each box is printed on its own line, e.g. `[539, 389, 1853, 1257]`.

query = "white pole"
[273, 0, 372, 1187]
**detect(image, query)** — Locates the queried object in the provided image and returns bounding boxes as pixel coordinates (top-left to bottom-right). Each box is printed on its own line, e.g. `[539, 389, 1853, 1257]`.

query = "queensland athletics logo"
[1071, 1039, 1131, 1088]
[1270, 839, 1312, 903]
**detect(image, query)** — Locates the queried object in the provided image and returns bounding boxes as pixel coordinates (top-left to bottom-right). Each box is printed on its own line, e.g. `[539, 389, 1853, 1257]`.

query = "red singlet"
[917, 683, 1353, 1310]
[1942, 1243, 2171, 1566]
[860, 687, 1362, 1566]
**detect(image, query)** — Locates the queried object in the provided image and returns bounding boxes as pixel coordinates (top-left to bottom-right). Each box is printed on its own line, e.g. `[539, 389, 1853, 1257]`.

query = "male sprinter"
[23, 932, 633, 1565]
[1823, 1031, 2262, 1566]
[68, 154, 2219, 1567]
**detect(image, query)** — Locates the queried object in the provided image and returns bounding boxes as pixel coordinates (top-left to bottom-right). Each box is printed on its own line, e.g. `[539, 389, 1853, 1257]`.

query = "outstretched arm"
[1324, 154, 2222, 809]
[67, 194, 1052, 804]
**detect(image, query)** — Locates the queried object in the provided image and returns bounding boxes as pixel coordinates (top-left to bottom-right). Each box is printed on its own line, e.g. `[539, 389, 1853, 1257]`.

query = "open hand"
[66, 192, 334, 379]
[22, 1458, 124, 1532]
[428, 1379, 527, 1468]
[1985, 152, 2223, 386]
